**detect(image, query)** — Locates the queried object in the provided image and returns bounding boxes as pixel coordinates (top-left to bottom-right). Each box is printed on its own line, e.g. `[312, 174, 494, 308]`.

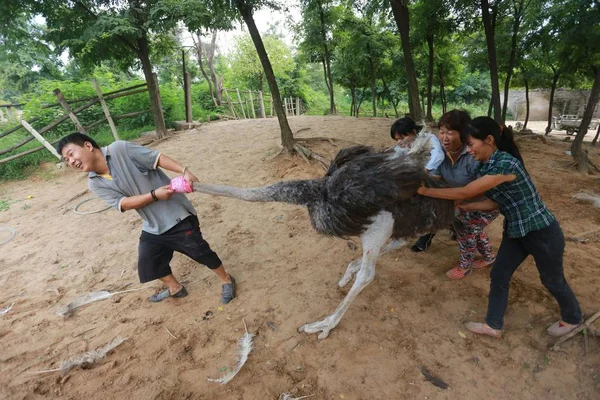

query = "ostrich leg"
[299, 211, 394, 339]
[339, 238, 407, 288]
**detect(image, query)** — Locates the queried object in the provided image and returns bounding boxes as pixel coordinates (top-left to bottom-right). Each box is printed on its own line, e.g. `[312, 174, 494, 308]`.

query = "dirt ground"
[0, 116, 599, 400]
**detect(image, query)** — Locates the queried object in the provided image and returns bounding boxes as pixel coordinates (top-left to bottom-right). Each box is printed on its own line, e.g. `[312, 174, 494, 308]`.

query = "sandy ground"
[0, 116, 599, 400]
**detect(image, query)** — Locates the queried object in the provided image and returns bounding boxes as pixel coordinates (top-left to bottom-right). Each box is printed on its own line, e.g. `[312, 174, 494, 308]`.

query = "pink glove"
[169, 176, 193, 194]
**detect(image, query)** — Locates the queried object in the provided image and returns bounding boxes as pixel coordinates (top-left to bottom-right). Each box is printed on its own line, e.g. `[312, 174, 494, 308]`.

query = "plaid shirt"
[479, 150, 554, 238]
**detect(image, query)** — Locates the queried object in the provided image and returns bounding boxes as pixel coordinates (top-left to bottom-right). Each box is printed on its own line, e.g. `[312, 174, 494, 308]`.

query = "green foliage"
[224, 34, 295, 92]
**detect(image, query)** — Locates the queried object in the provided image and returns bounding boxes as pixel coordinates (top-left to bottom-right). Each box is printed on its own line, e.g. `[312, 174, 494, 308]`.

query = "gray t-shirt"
[434, 146, 486, 202]
[88, 140, 196, 235]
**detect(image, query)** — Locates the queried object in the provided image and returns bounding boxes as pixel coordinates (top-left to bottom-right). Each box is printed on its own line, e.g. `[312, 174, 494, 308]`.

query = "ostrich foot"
[339, 260, 361, 287]
[381, 238, 407, 253]
[298, 316, 335, 340]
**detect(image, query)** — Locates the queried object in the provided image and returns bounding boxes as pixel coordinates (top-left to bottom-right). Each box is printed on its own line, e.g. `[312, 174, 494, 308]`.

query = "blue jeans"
[485, 220, 582, 330]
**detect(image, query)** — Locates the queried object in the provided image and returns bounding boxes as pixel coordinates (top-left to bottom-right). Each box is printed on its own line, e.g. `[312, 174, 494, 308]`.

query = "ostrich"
[191, 133, 456, 339]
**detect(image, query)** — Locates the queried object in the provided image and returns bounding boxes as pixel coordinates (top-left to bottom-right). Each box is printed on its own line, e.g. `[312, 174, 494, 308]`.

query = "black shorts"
[137, 215, 222, 283]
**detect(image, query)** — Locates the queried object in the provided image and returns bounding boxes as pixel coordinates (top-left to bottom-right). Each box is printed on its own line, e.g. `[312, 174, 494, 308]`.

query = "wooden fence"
[222, 88, 305, 120]
[0, 80, 152, 165]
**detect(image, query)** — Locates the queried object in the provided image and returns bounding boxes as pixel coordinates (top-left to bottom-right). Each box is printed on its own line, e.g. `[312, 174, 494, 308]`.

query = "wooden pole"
[248, 90, 256, 118]
[20, 120, 61, 159]
[270, 96, 274, 117]
[5, 106, 15, 121]
[296, 97, 300, 116]
[92, 79, 119, 141]
[236, 89, 246, 118]
[53, 89, 86, 134]
[184, 72, 193, 123]
[284, 98, 289, 117]
[223, 89, 237, 119]
[258, 90, 266, 118]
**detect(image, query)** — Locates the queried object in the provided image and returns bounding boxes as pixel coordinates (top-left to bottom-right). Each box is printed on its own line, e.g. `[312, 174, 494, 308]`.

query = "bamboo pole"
[20, 120, 61, 159]
[223, 89, 237, 119]
[0, 140, 60, 165]
[92, 79, 119, 141]
[41, 83, 148, 109]
[53, 89, 87, 134]
[248, 90, 256, 118]
[296, 97, 301, 116]
[284, 98, 289, 117]
[270, 97, 274, 117]
[258, 90, 266, 118]
[236, 89, 246, 118]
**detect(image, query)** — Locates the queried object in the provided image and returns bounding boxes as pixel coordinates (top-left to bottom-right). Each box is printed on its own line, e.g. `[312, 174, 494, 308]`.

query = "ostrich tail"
[407, 127, 434, 157]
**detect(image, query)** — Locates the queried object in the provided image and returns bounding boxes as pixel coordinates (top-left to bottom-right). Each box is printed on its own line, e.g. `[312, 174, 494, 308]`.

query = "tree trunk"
[524, 78, 530, 129]
[371, 79, 377, 117]
[481, 0, 502, 123]
[207, 31, 222, 106]
[438, 67, 447, 114]
[322, 58, 331, 94]
[318, 0, 336, 114]
[237, 1, 294, 152]
[426, 34, 434, 121]
[592, 123, 600, 146]
[194, 34, 217, 107]
[501, 1, 524, 122]
[136, 36, 167, 138]
[390, 0, 422, 119]
[350, 87, 356, 116]
[488, 98, 493, 117]
[571, 68, 600, 173]
[546, 69, 560, 136]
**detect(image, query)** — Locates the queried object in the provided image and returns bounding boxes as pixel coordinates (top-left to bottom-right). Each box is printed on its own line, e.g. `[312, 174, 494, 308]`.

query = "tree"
[0, 12, 63, 101]
[412, 0, 451, 121]
[480, 0, 503, 123]
[549, 0, 600, 173]
[7, 0, 189, 139]
[297, 0, 339, 114]
[389, 0, 423, 119]
[193, 31, 222, 106]
[234, 0, 294, 151]
[228, 35, 295, 92]
[500, 0, 531, 122]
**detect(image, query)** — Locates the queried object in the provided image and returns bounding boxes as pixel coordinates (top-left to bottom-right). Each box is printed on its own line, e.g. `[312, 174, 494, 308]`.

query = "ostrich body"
[193, 133, 456, 339]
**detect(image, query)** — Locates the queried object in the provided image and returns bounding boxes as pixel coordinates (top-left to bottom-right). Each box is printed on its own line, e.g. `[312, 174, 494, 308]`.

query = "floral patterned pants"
[455, 209, 499, 269]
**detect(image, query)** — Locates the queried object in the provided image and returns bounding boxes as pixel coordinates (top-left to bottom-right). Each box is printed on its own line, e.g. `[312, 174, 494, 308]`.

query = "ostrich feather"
[29, 337, 127, 375]
[57, 288, 146, 317]
[208, 320, 254, 384]
[0, 302, 14, 316]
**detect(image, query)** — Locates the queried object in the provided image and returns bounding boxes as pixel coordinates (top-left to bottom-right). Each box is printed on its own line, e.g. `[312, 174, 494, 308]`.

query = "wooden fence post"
[296, 97, 301, 116]
[236, 89, 246, 119]
[184, 72, 193, 123]
[21, 120, 61, 159]
[248, 90, 256, 118]
[53, 89, 86, 134]
[270, 96, 274, 117]
[92, 79, 119, 141]
[223, 89, 238, 119]
[258, 91, 266, 118]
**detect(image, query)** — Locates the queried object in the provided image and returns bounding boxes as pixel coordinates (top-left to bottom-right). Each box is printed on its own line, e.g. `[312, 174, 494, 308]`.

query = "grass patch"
[0, 199, 10, 212]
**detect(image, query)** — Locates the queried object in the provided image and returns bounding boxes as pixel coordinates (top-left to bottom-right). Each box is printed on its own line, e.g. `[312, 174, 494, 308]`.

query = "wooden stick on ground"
[548, 310, 600, 353]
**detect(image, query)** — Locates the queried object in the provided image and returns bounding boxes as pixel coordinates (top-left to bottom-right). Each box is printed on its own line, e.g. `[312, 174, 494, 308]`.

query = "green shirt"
[479, 150, 554, 238]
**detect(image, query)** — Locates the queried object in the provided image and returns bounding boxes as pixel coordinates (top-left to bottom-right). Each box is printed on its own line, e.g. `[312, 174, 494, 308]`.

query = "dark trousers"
[485, 220, 582, 330]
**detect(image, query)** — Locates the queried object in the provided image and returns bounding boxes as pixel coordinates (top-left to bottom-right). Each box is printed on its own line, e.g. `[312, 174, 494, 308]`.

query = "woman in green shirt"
[417, 116, 582, 338]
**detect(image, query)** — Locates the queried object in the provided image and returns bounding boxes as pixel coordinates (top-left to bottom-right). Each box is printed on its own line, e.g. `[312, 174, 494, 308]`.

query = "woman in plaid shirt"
[418, 116, 582, 338]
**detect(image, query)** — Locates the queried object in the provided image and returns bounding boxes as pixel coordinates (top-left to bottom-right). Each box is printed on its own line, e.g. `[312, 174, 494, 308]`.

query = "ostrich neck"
[192, 180, 321, 205]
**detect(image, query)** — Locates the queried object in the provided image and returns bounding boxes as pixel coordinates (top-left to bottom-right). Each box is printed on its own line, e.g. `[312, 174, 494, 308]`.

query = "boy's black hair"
[56, 133, 100, 155]
[390, 117, 418, 139]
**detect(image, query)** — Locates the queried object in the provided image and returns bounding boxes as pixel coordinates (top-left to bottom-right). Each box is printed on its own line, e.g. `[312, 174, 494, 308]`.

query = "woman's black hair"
[438, 109, 471, 145]
[390, 117, 418, 139]
[467, 116, 524, 166]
